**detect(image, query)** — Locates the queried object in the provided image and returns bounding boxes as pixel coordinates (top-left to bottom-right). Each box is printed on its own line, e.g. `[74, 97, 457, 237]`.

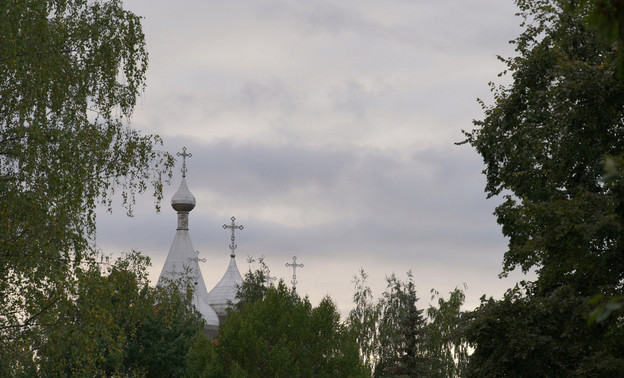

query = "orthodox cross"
[177, 146, 192, 177]
[188, 250, 206, 264]
[187, 251, 206, 286]
[165, 264, 184, 277]
[285, 256, 304, 293]
[223, 216, 244, 258]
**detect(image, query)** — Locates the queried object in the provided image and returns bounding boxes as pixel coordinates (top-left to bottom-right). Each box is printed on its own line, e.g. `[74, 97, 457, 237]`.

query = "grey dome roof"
[157, 225, 219, 330]
[171, 177, 196, 212]
[206, 257, 244, 323]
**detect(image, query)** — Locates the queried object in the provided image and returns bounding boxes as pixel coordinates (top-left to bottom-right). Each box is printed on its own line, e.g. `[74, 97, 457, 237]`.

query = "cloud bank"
[96, 0, 529, 313]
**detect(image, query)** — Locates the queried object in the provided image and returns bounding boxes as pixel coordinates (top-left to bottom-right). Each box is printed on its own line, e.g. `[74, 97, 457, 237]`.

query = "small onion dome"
[171, 177, 196, 212]
[195, 297, 220, 338]
[206, 257, 244, 323]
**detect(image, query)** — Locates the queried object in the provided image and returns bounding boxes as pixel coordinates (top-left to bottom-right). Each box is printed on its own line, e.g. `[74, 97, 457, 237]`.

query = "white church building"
[156, 148, 244, 338]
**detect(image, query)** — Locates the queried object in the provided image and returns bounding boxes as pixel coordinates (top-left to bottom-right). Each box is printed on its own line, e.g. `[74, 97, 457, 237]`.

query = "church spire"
[171, 147, 196, 230]
[157, 147, 219, 337]
[206, 216, 245, 324]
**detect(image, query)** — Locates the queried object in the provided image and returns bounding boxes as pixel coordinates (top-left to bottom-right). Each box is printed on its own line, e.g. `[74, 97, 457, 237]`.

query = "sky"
[96, 0, 531, 315]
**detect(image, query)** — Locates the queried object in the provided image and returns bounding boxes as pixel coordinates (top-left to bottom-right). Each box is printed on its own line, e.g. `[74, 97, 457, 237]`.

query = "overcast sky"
[96, 0, 531, 315]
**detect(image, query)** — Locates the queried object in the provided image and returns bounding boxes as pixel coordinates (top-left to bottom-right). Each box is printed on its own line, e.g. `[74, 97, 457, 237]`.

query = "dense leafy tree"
[580, 0, 624, 75]
[464, 0, 624, 291]
[127, 278, 206, 377]
[0, 0, 173, 369]
[186, 333, 224, 378]
[461, 0, 624, 374]
[213, 266, 367, 377]
[36, 252, 150, 376]
[34, 252, 205, 377]
[464, 284, 624, 376]
[581, 0, 624, 322]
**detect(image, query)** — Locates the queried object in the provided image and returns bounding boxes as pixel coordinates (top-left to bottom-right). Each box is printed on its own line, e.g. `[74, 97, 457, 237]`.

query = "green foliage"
[346, 269, 378, 373]
[463, 0, 624, 290]
[186, 333, 224, 378]
[347, 271, 468, 377]
[127, 280, 206, 377]
[0, 0, 174, 370]
[37, 252, 153, 376]
[464, 285, 624, 377]
[32, 252, 205, 377]
[588, 294, 624, 324]
[579, 0, 624, 76]
[212, 264, 367, 377]
[231, 256, 274, 310]
[375, 272, 428, 377]
[462, 0, 624, 373]
[425, 287, 469, 377]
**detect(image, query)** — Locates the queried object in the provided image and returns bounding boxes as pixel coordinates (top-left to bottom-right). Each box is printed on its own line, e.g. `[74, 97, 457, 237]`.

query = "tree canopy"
[0, 251, 206, 376]
[346, 270, 469, 377]
[462, 0, 624, 374]
[202, 264, 367, 377]
[0, 0, 173, 370]
[580, 0, 624, 76]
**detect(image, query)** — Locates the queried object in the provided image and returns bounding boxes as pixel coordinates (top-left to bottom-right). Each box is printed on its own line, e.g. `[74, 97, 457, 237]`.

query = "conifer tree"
[374, 272, 429, 377]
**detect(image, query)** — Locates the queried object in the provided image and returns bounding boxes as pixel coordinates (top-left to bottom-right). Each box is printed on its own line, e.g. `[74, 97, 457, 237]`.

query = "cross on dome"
[285, 256, 304, 294]
[177, 147, 192, 178]
[188, 250, 206, 263]
[170, 146, 196, 215]
[186, 251, 206, 285]
[165, 264, 184, 277]
[223, 216, 244, 258]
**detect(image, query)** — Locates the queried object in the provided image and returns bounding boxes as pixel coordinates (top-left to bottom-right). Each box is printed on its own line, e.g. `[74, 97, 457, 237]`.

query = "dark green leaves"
[213, 264, 367, 377]
[463, 0, 624, 373]
[465, 0, 624, 291]
[0, 0, 173, 372]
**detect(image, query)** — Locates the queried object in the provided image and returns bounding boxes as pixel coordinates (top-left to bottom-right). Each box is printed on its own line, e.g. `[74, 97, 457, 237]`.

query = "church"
[156, 148, 244, 338]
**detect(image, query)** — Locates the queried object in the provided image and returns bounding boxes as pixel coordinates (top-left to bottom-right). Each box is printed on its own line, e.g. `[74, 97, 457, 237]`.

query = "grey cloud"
[96, 136, 510, 311]
[155, 137, 502, 255]
[106, 0, 525, 313]
[257, 1, 381, 38]
[230, 80, 300, 113]
[330, 79, 393, 119]
[253, 0, 520, 54]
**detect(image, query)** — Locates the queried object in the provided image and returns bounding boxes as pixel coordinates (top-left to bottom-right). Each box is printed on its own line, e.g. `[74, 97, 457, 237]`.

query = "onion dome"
[206, 216, 245, 323]
[206, 257, 244, 324]
[171, 177, 196, 212]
